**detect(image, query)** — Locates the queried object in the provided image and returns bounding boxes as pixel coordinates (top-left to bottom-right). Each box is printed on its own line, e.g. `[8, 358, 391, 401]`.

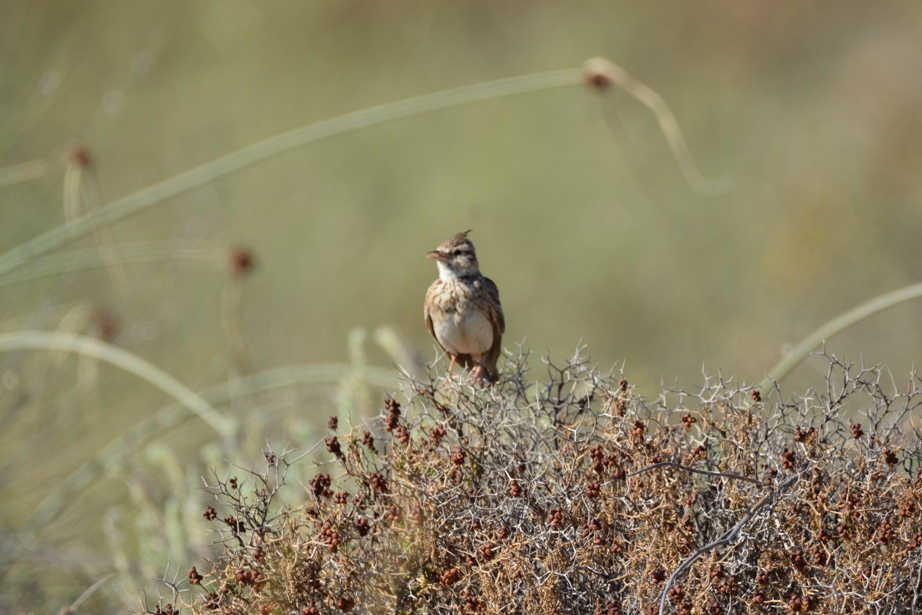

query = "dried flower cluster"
[161, 350, 922, 614]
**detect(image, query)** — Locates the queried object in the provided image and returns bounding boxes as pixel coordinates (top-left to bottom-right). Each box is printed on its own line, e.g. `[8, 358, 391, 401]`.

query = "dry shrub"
[163, 350, 922, 614]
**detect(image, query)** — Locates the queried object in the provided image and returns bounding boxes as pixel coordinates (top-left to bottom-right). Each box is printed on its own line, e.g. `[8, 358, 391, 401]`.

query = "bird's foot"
[470, 365, 484, 385]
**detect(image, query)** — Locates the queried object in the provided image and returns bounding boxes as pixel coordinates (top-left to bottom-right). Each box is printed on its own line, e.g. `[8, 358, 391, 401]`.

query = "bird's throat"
[437, 261, 459, 282]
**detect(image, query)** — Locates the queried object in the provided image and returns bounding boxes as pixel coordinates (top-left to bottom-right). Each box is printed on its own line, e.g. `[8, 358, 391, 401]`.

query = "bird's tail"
[478, 355, 500, 384]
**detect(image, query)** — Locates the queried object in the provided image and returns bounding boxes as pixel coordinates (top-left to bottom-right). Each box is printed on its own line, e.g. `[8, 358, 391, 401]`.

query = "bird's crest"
[443, 229, 473, 250]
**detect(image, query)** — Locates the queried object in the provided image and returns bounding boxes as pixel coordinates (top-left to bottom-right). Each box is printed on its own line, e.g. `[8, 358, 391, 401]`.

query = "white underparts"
[432, 306, 494, 358]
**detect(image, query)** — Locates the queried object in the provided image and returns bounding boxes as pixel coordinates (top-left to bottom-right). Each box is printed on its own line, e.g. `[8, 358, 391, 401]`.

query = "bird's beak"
[427, 250, 449, 262]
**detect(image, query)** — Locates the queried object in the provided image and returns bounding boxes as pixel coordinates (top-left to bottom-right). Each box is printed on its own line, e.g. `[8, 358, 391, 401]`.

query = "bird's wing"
[483, 277, 504, 333]
[481, 276, 504, 380]
[424, 281, 447, 353]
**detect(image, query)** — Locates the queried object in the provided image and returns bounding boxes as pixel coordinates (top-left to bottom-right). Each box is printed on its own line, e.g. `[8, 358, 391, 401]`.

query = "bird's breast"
[427, 281, 494, 357]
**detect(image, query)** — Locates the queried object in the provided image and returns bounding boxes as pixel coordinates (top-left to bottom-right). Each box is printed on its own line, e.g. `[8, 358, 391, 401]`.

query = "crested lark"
[424, 230, 505, 384]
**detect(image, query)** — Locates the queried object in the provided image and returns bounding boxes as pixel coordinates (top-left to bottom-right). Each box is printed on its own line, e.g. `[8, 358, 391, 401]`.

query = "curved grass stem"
[0, 158, 52, 187]
[0, 57, 730, 278]
[0, 331, 236, 438]
[0, 242, 228, 288]
[25, 363, 400, 530]
[760, 281, 922, 397]
[586, 57, 736, 195]
[0, 69, 582, 278]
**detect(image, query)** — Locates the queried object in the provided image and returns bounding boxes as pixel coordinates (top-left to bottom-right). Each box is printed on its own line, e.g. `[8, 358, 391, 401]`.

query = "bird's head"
[427, 230, 479, 280]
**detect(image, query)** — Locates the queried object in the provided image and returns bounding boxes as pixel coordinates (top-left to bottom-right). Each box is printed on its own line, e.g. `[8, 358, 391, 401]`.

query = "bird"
[424, 230, 505, 384]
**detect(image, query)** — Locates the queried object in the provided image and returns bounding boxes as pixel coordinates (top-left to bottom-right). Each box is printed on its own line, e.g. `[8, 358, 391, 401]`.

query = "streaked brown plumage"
[424, 230, 504, 384]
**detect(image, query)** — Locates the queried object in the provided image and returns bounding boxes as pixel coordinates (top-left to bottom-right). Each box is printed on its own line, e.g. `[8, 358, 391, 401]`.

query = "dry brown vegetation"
[150, 350, 922, 615]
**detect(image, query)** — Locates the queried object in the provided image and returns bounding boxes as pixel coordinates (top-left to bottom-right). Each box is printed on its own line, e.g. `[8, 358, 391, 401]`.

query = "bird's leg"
[446, 354, 458, 381]
[470, 358, 484, 385]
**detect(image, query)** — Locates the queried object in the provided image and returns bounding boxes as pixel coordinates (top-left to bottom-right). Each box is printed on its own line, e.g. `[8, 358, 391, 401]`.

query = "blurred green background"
[2, 1, 922, 611]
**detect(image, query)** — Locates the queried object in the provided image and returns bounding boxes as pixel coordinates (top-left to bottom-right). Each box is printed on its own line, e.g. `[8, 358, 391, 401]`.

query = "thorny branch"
[148, 349, 922, 615]
[657, 474, 799, 615]
[628, 461, 763, 486]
